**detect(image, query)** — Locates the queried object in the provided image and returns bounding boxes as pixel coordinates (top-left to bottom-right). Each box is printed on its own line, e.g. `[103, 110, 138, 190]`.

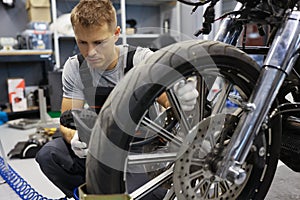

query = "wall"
[0, 1, 53, 106]
[115, 4, 160, 32]
[0, 0, 161, 104]
[57, 2, 161, 66]
[0, 0, 28, 38]
[179, 3, 203, 41]
[179, 0, 238, 41]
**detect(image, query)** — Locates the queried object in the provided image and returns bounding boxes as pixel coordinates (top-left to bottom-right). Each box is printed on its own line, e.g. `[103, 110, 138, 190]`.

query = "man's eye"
[95, 41, 103, 45]
[79, 41, 87, 45]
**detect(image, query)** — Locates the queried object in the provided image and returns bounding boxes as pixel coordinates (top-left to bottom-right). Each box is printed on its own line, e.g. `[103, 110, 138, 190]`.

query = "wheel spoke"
[163, 187, 176, 200]
[219, 181, 231, 193]
[188, 169, 204, 181]
[190, 158, 205, 167]
[208, 131, 217, 148]
[214, 183, 219, 198]
[194, 178, 208, 195]
[211, 78, 233, 115]
[203, 182, 213, 198]
[197, 76, 207, 121]
[166, 87, 191, 133]
[130, 166, 173, 200]
[127, 152, 177, 165]
[141, 117, 183, 146]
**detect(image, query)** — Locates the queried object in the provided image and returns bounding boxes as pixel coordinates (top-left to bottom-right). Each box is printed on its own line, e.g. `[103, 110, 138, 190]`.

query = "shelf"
[51, 0, 180, 66]
[125, 34, 160, 38]
[56, 0, 176, 6]
[57, 34, 160, 39]
[0, 50, 53, 56]
[6, 109, 40, 120]
[112, 0, 176, 6]
[0, 52, 52, 62]
[58, 35, 75, 39]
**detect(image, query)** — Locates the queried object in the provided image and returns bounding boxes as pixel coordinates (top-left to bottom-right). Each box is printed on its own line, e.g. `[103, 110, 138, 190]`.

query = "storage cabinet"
[51, 0, 180, 68]
[0, 50, 53, 114]
[113, 0, 180, 45]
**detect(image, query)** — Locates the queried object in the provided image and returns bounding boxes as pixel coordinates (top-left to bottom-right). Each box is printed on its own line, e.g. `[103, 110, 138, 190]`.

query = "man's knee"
[36, 138, 74, 172]
[35, 144, 58, 173]
[36, 138, 65, 168]
[36, 144, 50, 162]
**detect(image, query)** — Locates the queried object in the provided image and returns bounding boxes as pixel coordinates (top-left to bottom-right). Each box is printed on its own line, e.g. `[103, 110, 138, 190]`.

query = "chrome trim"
[217, 10, 300, 179]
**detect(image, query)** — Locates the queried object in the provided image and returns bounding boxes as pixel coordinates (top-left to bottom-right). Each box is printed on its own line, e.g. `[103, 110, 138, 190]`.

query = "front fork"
[215, 10, 300, 183]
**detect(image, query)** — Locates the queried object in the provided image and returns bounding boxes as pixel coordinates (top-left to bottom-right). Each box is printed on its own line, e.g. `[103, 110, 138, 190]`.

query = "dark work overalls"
[81, 48, 166, 199]
[77, 46, 137, 114]
[35, 47, 137, 198]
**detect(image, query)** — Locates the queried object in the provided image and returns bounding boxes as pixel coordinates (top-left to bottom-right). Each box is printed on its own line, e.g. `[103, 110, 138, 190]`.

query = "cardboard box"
[26, 0, 51, 23]
[78, 184, 131, 200]
[7, 78, 28, 112]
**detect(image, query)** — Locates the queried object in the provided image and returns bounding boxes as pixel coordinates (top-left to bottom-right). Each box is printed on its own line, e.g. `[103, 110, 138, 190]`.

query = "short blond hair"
[70, 0, 117, 31]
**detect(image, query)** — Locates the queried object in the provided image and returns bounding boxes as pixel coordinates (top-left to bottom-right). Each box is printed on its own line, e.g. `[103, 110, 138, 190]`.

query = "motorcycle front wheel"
[86, 40, 281, 199]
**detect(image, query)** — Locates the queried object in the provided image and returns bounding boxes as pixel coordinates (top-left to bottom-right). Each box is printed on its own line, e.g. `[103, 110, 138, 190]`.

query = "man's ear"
[114, 26, 121, 36]
[115, 26, 121, 36]
[113, 26, 121, 42]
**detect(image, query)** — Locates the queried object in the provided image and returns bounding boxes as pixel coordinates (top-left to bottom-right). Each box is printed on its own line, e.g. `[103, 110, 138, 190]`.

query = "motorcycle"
[84, 0, 300, 199]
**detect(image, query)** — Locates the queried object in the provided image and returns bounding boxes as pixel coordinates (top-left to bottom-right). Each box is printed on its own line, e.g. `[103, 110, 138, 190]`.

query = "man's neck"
[106, 46, 120, 71]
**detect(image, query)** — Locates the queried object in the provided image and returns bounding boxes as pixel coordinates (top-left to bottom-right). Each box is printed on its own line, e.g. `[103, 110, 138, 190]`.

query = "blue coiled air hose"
[0, 156, 67, 200]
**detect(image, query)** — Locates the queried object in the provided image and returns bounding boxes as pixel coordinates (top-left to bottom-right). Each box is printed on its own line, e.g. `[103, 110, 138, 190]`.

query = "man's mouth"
[86, 57, 102, 64]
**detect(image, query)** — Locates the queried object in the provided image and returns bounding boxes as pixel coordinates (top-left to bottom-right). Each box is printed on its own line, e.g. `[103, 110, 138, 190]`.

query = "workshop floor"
[0, 124, 300, 200]
[0, 124, 71, 200]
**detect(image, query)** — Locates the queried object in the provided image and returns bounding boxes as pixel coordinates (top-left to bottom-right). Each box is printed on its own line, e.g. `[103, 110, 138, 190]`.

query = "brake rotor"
[173, 113, 248, 199]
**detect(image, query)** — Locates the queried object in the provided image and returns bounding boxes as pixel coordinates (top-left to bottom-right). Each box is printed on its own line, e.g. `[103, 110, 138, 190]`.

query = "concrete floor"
[1, 124, 300, 200]
[266, 161, 300, 200]
[0, 125, 67, 200]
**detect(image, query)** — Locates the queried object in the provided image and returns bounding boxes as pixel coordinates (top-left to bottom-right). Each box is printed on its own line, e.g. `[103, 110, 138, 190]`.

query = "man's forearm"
[157, 93, 170, 108]
[60, 124, 76, 143]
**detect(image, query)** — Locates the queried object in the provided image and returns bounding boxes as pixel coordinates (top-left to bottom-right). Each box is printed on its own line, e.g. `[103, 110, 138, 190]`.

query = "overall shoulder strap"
[77, 54, 93, 88]
[77, 54, 85, 66]
[125, 45, 137, 73]
[78, 46, 137, 88]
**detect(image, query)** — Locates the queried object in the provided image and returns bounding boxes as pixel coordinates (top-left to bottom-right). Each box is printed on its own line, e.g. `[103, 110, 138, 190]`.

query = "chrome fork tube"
[214, 17, 243, 44]
[219, 11, 300, 181]
[214, 2, 243, 44]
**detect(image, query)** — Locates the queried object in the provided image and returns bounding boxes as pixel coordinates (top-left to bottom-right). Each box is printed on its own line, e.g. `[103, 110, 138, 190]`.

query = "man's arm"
[60, 97, 84, 143]
[157, 93, 170, 109]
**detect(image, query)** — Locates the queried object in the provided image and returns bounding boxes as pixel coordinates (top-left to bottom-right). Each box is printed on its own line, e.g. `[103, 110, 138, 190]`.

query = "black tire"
[86, 40, 281, 199]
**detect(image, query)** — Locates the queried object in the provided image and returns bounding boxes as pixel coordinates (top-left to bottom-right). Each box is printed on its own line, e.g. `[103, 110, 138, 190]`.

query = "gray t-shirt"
[62, 45, 153, 101]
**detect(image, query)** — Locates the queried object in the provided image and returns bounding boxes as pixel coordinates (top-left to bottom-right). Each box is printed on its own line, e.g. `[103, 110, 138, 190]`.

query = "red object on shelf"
[7, 78, 27, 112]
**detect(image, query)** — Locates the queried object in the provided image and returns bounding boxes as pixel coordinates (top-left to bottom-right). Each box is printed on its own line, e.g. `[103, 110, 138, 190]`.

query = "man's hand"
[174, 79, 199, 111]
[70, 131, 88, 158]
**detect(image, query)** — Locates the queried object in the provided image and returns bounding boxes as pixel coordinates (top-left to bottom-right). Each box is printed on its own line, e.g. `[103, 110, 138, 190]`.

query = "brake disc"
[173, 113, 248, 199]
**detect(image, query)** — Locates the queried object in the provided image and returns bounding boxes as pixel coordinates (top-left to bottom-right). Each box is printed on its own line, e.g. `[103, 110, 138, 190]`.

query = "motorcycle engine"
[271, 0, 298, 9]
[236, 0, 298, 9]
[235, 0, 261, 5]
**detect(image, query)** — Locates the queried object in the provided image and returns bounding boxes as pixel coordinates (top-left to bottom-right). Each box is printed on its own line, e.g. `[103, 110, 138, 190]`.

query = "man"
[36, 0, 198, 198]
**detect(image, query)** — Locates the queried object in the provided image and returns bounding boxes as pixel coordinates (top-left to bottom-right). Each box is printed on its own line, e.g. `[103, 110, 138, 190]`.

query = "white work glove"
[70, 131, 88, 158]
[174, 80, 199, 112]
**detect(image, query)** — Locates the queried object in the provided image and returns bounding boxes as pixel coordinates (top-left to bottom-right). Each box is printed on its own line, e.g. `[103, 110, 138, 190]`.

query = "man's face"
[74, 23, 119, 70]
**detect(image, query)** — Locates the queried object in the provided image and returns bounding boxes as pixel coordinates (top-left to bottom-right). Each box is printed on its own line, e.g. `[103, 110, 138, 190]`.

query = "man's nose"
[87, 44, 97, 56]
